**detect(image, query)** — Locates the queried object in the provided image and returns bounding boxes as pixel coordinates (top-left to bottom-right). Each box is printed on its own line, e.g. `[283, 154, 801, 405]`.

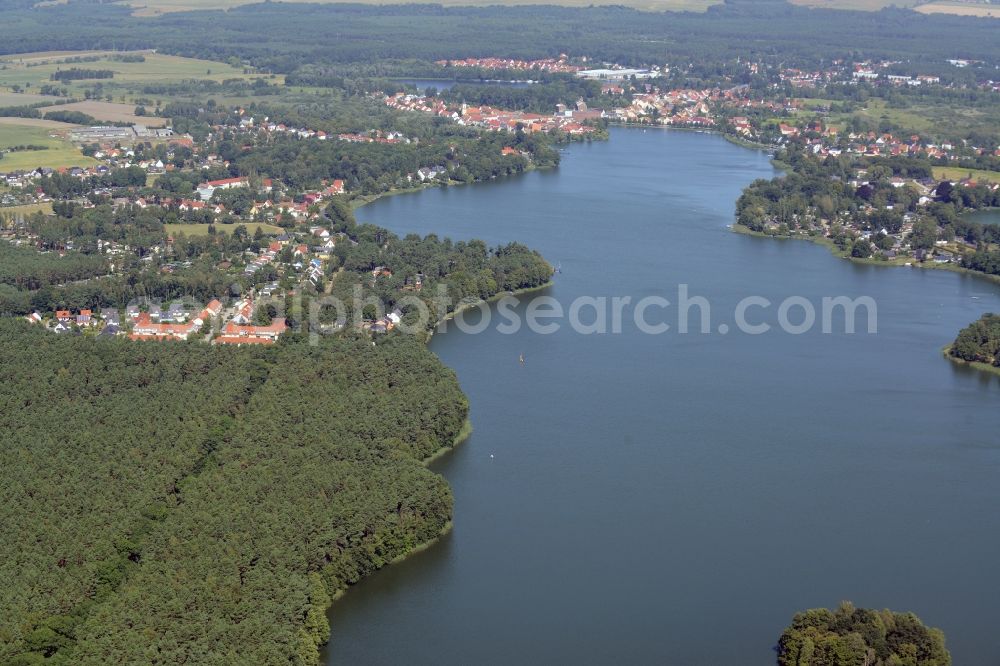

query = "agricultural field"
[0, 51, 274, 102]
[37, 100, 168, 127]
[788, 0, 998, 11]
[121, 0, 719, 14]
[0, 118, 95, 171]
[789, 0, 920, 8]
[933, 166, 1000, 185]
[0, 91, 55, 107]
[165, 222, 285, 237]
[0, 51, 124, 64]
[50, 0, 1000, 13]
[915, 2, 1000, 17]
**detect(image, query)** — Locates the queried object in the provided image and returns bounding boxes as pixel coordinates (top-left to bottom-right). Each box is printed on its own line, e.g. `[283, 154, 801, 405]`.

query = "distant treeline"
[286, 60, 572, 88]
[43, 109, 98, 125]
[0, 105, 43, 119]
[2, 0, 1000, 75]
[50, 68, 114, 81]
[3, 144, 48, 152]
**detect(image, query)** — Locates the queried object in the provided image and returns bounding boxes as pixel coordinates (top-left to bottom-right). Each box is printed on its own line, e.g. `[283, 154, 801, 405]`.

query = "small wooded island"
[948, 313, 1000, 375]
[779, 602, 950, 666]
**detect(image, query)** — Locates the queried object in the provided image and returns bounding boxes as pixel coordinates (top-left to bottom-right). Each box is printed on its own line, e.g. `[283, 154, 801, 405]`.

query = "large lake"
[963, 208, 1000, 226]
[326, 128, 1000, 665]
[394, 79, 534, 92]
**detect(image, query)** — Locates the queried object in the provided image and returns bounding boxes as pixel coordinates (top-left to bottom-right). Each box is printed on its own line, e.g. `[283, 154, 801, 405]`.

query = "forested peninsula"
[947, 312, 1000, 376]
[0, 321, 467, 664]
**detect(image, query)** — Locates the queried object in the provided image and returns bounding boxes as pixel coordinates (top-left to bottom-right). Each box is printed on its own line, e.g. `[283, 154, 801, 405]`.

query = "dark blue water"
[326, 128, 1000, 665]
[964, 208, 1000, 226]
[394, 79, 534, 92]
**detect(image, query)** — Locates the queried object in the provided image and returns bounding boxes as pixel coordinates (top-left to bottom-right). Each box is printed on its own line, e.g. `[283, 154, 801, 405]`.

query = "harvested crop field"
[37, 101, 168, 127]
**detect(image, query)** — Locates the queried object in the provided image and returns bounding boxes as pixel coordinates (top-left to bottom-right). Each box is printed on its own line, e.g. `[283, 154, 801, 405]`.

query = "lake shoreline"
[318, 175, 555, 660]
[318, 415, 473, 658]
[426, 280, 554, 343]
[942, 345, 1000, 378]
[422, 417, 474, 465]
[731, 222, 1000, 287]
[607, 121, 774, 152]
[324, 126, 1000, 665]
[351, 162, 557, 212]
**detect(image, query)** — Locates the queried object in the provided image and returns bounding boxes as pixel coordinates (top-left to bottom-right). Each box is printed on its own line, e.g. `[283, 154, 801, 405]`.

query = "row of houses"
[33, 297, 289, 345]
[233, 114, 416, 147]
[385, 93, 598, 135]
[435, 55, 583, 74]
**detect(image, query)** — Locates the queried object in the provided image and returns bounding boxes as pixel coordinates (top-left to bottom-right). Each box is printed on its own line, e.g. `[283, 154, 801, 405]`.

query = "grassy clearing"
[849, 98, 934, 133]
[0, 203, 54, 216]
[933, 166, 1000, 185]
[0, 120, 95, 171]
[165, 222, 285, 237]
[794, 98, 841, 109]
[806, 97, 999, 140]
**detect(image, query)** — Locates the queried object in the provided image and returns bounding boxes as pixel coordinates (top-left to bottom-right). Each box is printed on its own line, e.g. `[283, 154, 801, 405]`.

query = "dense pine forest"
[0, 242, 107, 291]
[0, 320, 465, 664]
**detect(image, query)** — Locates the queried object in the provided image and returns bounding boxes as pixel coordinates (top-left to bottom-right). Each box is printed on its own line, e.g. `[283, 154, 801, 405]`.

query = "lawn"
[933, 166, 1000, 185]
[166, 222, 285, 237]
[0, 119, 95, 171]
